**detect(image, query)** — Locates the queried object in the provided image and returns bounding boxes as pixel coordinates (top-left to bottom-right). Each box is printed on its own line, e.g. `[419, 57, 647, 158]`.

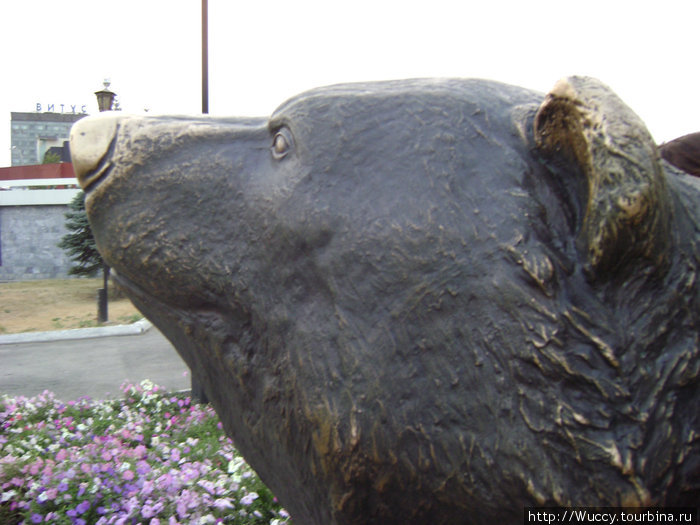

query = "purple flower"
[76, 500, 91, 514]
[136, 460, 151, 475]
[30, 514, 43, 523]
[142, 504, 157, 519]
[141, 501, 164, 519]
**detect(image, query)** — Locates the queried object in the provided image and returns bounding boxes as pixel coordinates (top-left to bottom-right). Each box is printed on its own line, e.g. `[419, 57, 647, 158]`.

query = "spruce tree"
[58, 191, 103, 276]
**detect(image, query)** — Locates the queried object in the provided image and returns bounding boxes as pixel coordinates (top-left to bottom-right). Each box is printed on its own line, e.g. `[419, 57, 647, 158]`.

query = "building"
[1, 110, 85, 280]
[2, 86, 119, 280]
[11, 111, 86, 166]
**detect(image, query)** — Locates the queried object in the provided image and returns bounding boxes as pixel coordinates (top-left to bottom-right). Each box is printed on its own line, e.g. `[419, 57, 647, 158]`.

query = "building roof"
[11, 112, 87, 123]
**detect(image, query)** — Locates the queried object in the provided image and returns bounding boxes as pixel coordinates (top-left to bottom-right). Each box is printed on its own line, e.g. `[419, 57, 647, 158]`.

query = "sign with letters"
[35, 103, 88, 114]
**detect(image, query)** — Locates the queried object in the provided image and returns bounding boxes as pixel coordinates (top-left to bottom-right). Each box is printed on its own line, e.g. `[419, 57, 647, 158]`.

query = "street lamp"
[95, 79, 116, 323]
[95, 80, 116, 112]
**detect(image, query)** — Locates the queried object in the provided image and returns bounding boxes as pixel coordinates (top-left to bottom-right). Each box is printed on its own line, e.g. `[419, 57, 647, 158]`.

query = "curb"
[0, 319, 153, 345]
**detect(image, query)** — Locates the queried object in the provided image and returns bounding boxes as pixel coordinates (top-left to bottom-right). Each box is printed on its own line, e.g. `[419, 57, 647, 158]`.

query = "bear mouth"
[111, 271, 211, 371]
[79, 145, 116, 193]
[112, 271, 253, 360]
[112, 271, 194, 324]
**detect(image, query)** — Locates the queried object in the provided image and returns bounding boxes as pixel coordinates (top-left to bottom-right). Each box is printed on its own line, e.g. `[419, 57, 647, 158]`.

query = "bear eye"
[271, 128, 293, 160]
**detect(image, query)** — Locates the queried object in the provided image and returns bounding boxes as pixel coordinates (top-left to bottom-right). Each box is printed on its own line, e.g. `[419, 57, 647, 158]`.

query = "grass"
[0, 279, 143, 335]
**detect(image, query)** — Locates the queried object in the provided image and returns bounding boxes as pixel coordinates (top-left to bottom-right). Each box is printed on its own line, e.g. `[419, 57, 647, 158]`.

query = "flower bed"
[0, 380, 291, 524]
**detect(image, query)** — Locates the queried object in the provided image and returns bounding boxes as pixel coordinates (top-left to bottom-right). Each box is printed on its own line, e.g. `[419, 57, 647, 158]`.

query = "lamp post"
[191, 0, 211, 405]
[95, 79, 116, 113]
[94, 79, 116, 323]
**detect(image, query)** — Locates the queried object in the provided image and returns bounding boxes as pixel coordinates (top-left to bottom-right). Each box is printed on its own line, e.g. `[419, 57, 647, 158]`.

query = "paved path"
[0, 328, 190, 401]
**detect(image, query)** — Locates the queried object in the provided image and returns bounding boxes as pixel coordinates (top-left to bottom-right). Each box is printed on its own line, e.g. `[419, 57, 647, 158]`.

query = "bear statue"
[69, 76, 699, 524]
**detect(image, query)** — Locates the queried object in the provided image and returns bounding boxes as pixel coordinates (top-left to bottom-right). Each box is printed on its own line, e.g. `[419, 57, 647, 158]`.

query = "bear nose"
[70, 113, 123, 190]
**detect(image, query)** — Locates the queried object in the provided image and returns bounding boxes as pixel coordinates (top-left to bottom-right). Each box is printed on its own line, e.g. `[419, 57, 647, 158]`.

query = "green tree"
[58, 191, 103, 276]
[42, 151, 62, 164]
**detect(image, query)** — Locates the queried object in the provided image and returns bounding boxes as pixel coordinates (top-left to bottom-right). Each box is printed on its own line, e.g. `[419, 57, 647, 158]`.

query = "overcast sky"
[1, 0, 698, 167]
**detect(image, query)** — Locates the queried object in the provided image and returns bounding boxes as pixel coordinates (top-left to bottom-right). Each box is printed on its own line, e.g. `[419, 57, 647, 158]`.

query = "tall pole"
[193, 0, 210, 404]
[202, 0, 209, 115]
[95, 80, 116, 324]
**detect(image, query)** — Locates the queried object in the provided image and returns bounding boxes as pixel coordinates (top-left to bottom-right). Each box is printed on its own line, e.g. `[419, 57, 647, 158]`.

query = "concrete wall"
[0, 204, 75, 281]
[0, 177, 81, 281]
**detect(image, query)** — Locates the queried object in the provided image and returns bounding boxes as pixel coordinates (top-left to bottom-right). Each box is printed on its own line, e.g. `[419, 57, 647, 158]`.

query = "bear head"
[70, 77, 699, 524]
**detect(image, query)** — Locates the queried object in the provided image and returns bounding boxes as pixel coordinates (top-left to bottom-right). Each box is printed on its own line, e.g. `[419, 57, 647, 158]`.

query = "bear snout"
[70, 112, 124, 191]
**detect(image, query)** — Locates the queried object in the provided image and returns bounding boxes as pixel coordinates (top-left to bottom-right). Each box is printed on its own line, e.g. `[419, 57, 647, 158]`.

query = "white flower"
[240, 492, 259, 506]
[90, 477, 102, 493]
[213, 498, 233, 510]
[227, 457, 245, 474]
[1, 490, 16, 503]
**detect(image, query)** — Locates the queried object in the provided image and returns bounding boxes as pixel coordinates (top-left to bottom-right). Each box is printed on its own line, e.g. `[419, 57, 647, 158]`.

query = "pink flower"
[10, 477, 24, 488]
[122, 469, 135, 481]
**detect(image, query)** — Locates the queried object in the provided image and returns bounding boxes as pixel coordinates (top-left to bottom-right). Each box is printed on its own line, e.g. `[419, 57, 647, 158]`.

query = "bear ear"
[533, 76, 671, 281]
[659, 132, 700, 177]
